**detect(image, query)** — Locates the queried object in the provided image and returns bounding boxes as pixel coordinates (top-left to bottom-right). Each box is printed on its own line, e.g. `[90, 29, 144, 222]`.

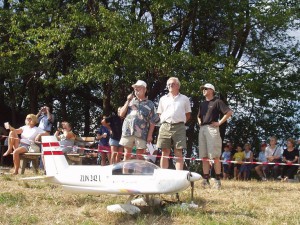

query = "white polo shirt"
[157, 93, 191, 124]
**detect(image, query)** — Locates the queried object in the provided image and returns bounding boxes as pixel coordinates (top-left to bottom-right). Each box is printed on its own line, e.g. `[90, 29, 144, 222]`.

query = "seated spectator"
[221, 145, 231, 180]
[232, 145, 245, 180]
[239, 143, 254, 180]
[265, 136, 283, 180]
[3, 114, 46, 174]
[227, 141, 235, 179]
[255, 143, 268, 181]
[281, 138, 299, 182]
[101, 107, 124, 164]
[96, 118, 111, 166]
[55, 122, 76, 154]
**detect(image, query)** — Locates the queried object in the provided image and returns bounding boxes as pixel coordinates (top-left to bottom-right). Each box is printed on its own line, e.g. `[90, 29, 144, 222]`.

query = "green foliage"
[0, 0, 299, 146]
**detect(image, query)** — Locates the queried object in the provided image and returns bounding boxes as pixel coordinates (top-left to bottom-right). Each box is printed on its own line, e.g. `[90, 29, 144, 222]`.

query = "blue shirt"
[96, 126, 110, 146]
[38, 114, 54, 132]
[222, 151, 231, 165]
[258, 151, 267, 162]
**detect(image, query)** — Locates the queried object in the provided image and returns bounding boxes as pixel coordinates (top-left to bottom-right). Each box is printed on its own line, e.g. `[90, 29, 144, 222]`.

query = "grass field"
[1, 169, 300, 225]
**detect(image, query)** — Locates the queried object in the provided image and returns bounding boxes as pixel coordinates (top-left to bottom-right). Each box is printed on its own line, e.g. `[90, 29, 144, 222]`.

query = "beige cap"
[132, 80, 147, 88]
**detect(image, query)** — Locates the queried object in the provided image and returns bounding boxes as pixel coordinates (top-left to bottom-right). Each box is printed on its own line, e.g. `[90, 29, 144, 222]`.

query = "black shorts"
[223, 164, 230, 174]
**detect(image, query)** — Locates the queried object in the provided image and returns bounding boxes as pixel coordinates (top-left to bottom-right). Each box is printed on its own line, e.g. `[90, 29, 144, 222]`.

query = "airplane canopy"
[112, 160, 159, 175]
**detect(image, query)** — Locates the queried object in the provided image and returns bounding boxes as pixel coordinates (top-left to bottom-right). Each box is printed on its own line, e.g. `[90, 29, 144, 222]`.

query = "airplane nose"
[188, 172, 202, 182]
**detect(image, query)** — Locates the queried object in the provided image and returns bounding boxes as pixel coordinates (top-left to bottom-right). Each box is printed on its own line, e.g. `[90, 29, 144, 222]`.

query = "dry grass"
[1, 168, 300, 225]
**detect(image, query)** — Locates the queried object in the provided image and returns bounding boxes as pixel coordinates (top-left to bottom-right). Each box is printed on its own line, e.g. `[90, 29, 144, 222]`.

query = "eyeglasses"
[167, 83, 177, 87]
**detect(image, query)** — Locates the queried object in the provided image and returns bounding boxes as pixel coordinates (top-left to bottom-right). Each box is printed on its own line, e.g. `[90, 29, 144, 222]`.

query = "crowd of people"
[221, 138, 299, 183]
[1, 77, 299, 187]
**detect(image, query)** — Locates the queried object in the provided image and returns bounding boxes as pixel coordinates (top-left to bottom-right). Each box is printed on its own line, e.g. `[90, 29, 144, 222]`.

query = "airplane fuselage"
[50, 165, 192, 195]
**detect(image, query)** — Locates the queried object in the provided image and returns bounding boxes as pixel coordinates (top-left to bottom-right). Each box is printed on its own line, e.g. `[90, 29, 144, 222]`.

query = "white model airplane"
[23, 136, 201, 214]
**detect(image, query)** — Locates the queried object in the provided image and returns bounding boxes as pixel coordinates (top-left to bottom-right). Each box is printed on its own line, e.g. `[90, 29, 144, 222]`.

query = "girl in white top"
[3, 114, 46, 174]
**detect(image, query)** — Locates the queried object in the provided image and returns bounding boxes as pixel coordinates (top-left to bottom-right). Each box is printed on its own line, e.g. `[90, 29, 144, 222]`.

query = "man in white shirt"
[157, 77, 191, 170]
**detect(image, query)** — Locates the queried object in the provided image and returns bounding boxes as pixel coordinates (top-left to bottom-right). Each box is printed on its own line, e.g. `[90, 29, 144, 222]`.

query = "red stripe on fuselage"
[42, 142, 60, 147]
[43, 151, 64, 155]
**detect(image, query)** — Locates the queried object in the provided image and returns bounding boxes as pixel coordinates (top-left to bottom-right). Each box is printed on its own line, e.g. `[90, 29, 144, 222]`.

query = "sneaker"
[213, 179, 221, 189]
[201, 179, 210, 188]
[261, 177, 267, 181]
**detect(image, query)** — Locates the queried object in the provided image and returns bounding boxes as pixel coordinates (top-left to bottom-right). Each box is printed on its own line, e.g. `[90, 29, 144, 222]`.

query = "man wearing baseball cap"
[119, 80, 159, 161]
[198, 83, 233, 189]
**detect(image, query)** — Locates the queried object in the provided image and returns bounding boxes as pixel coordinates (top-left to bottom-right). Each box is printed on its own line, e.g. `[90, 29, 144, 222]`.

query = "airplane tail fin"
[42, 136, 69, 176]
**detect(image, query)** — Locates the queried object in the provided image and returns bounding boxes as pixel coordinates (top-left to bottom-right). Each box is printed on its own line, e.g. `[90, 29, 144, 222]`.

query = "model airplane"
[23, 136, 201, 214]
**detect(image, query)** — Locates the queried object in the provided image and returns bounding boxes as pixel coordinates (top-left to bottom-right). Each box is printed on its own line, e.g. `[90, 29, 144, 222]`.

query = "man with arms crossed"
[157, 77, 191, 170]
[198, 83, 233, 189]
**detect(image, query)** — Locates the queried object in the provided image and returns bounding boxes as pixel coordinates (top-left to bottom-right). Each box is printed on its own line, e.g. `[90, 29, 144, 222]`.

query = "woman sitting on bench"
[3, 114, 46, 175]
[55, 122, 76, 154]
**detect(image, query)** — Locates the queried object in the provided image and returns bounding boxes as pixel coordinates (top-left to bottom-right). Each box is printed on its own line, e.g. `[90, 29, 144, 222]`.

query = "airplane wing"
[20, 175, 55, 180]
[62, 185, 141, 195]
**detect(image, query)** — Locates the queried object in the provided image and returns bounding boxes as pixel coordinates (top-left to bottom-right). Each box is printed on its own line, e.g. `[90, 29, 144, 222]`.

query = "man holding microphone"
[119, 80, 159, 160]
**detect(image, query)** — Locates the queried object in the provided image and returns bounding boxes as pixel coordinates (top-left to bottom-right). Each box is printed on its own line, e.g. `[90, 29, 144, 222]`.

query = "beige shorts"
[198, 125, 222, 159]
[119, 135, 147, 149]
[156, 122, 186, 149]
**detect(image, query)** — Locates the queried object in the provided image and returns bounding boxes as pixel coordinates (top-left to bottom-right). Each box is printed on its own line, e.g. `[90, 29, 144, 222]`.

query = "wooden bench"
[65, 136, 97, 165]
[20, 153, 42, 174]
[18, 136, 97, 173]
[74, 136, 96, 153]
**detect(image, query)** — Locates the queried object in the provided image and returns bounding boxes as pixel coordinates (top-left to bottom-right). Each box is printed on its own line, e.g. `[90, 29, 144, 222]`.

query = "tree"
[0, 0, 299, 151]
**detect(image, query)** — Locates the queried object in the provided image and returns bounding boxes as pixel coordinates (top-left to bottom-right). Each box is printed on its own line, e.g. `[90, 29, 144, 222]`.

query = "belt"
[163, 122, 184, 125]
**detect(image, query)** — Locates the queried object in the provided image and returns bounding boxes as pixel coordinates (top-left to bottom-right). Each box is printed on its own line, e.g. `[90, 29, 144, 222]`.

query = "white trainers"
[261, 177, 267, 181]
[213, 179, 221, 189]
[201, 179, 210, 188]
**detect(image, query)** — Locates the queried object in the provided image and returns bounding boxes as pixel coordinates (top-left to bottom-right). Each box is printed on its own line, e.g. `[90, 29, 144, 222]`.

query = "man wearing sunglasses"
[198, 83, 233, 189]
[157, 77, 191, 170]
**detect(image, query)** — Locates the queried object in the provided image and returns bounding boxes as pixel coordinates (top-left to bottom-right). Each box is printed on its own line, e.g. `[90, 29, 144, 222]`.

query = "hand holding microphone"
[127, 91, 135, 102]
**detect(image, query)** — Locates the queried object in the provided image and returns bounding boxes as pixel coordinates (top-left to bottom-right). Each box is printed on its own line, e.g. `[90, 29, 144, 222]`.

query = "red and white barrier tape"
[78, 146, 300, 166]
[2, 135, 299, 166]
